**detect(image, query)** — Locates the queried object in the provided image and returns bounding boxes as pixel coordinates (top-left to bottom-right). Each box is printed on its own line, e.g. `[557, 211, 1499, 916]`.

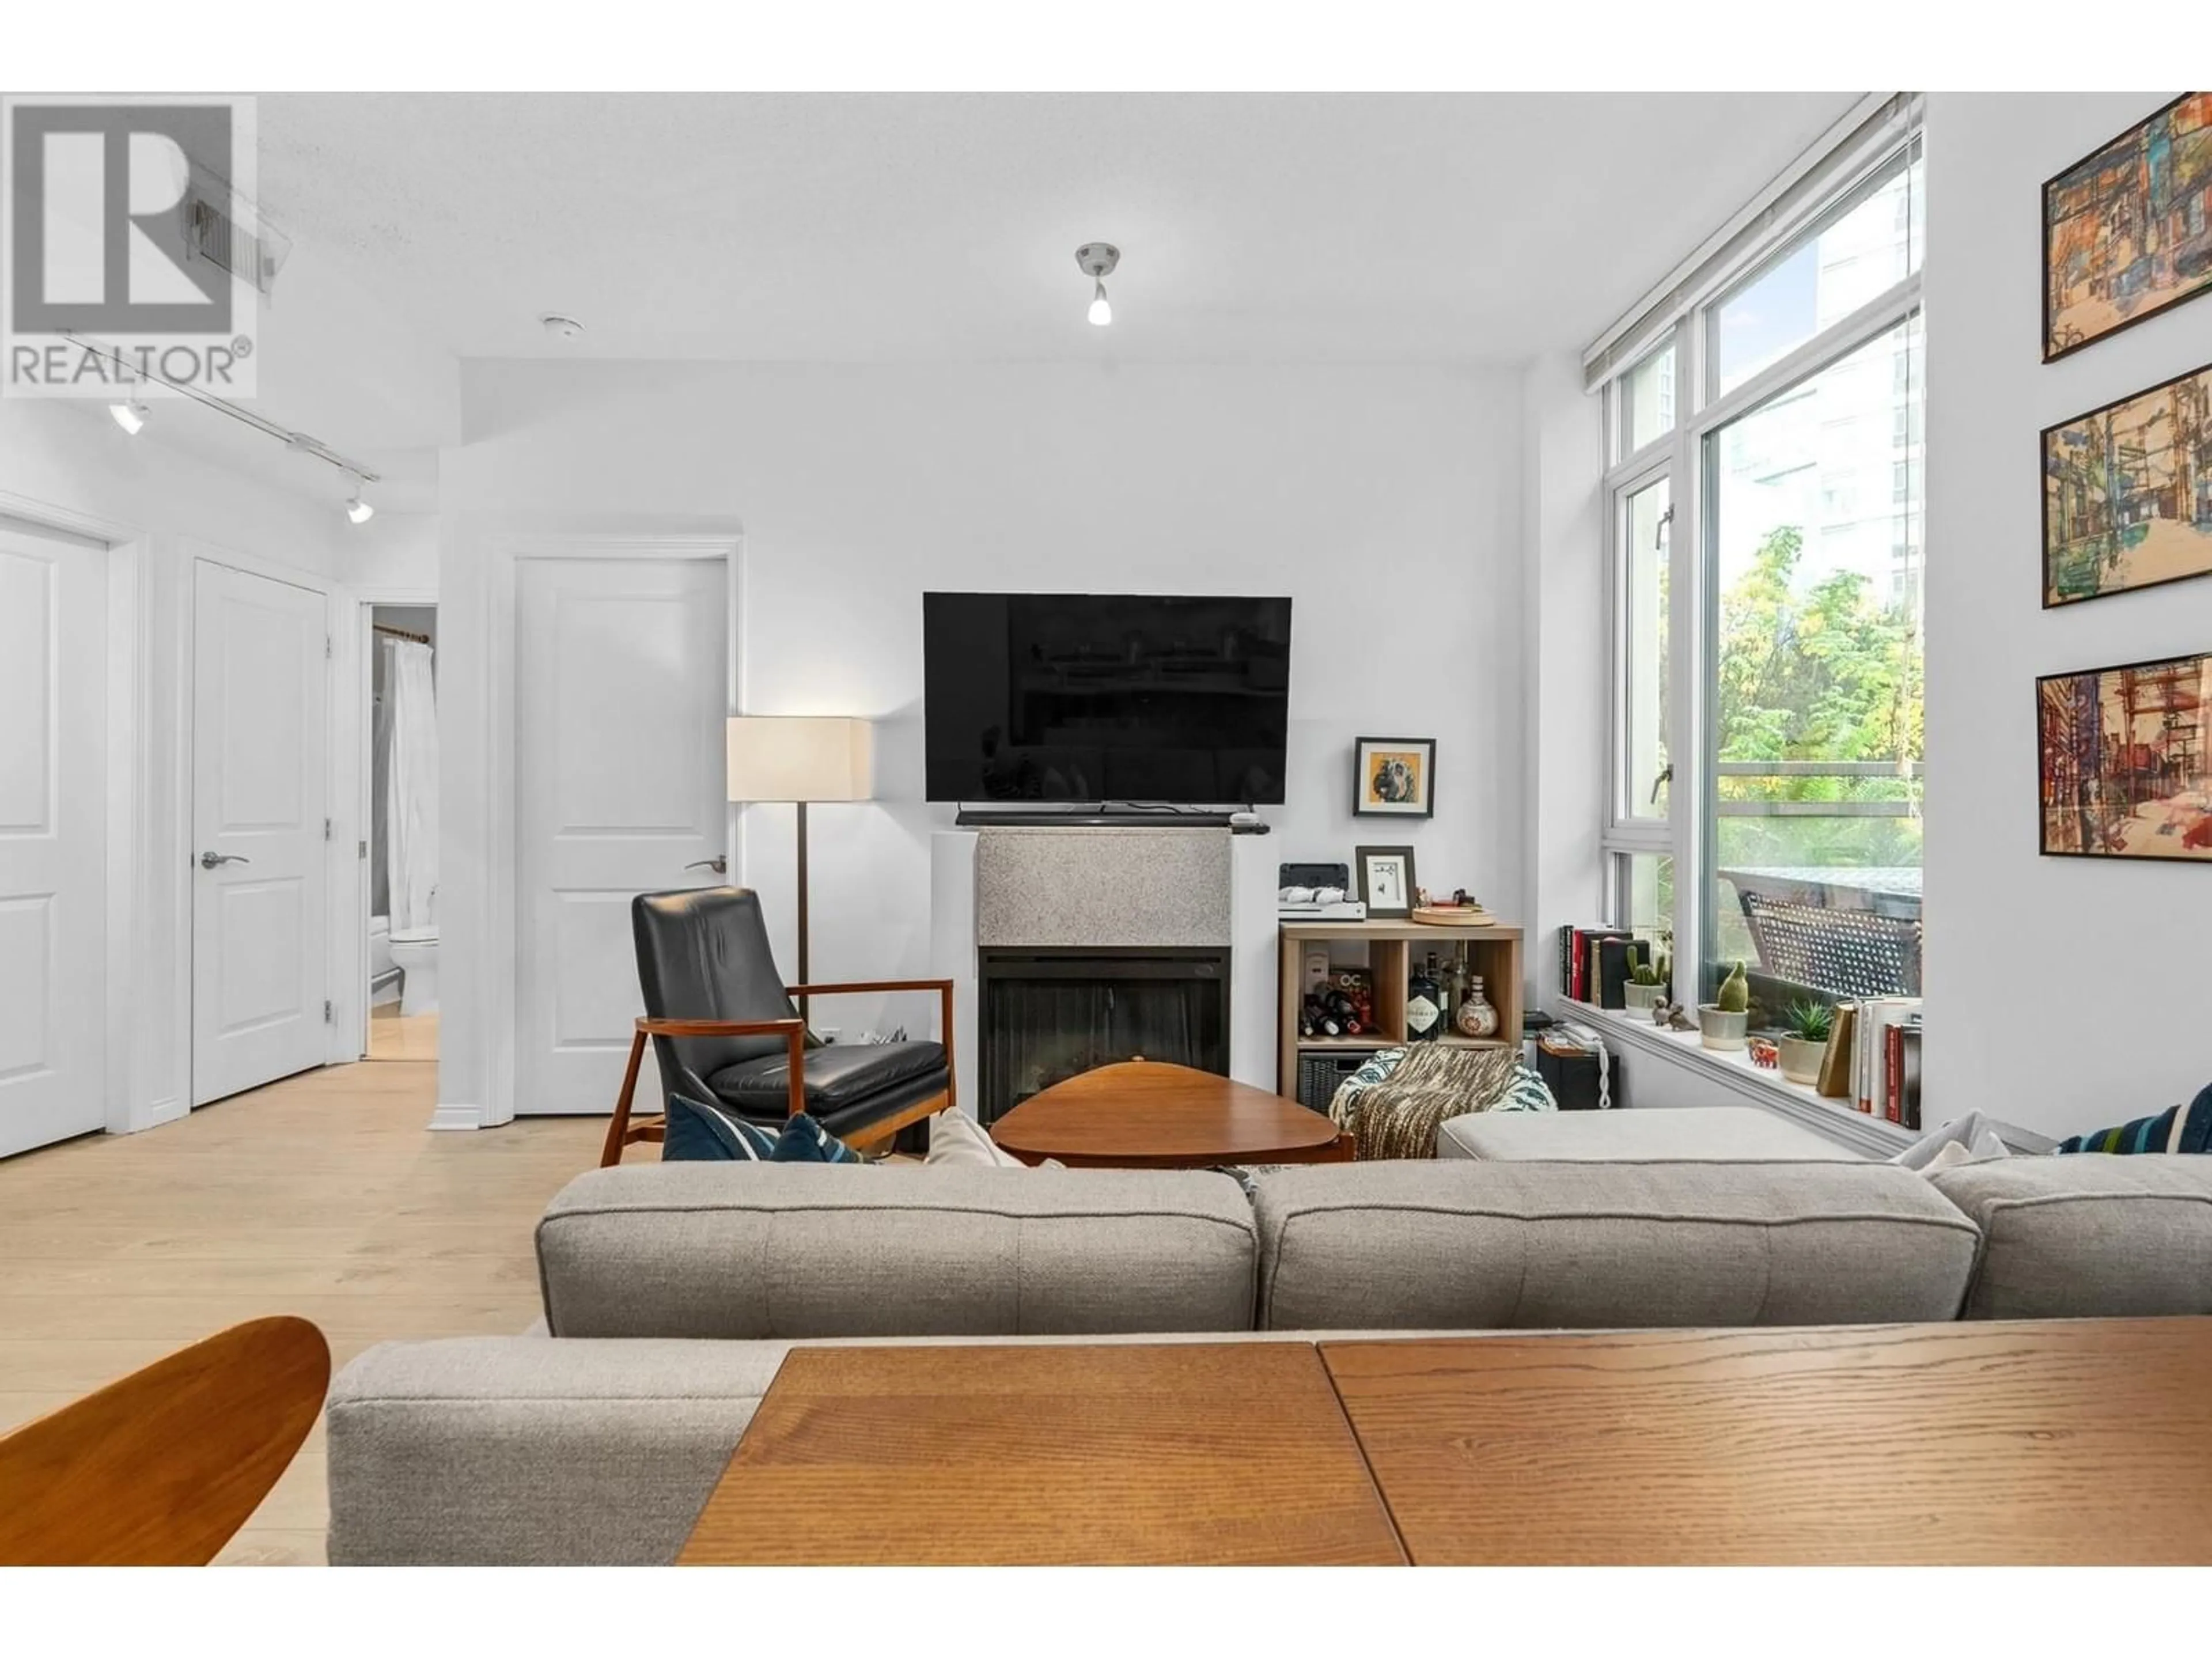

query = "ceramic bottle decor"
[1453, 975, 1499, 1040]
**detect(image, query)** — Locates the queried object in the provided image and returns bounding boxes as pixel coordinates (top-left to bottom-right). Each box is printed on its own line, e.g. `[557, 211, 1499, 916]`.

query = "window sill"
[1547, 1000, 1918, 1158]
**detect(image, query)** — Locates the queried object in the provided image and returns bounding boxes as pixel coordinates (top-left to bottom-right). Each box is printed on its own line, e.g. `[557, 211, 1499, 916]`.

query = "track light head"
[344, 482, 374, 525]
[109, 398, 149, 435]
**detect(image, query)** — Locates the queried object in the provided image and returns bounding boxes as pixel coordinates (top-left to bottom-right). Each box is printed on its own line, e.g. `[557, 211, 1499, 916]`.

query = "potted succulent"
[1777, 999, 1833, 1086]
[1622, 944, 1668, 1013]
[1698, 960, 1751, 1052]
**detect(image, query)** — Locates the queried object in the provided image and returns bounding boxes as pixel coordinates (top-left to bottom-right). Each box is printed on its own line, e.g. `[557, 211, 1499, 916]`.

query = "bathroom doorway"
[366, 604, 438, 1062]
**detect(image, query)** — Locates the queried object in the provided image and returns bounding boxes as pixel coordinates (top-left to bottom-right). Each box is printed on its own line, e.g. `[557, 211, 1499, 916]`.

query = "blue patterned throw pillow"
[664, 1096, 863, 1164]
[2055, 1084, 2212, 1156]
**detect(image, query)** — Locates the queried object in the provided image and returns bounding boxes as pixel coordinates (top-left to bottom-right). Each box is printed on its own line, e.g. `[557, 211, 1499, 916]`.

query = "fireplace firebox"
[977, 946, 1230, 1123]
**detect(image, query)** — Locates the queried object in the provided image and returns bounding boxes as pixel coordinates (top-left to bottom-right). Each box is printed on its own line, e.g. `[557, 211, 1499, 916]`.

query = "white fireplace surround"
[930, 825, 1280, 1108]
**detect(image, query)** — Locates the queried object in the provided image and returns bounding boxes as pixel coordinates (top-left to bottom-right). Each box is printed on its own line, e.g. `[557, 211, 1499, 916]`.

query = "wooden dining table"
[677, 1317, 2212, 1566]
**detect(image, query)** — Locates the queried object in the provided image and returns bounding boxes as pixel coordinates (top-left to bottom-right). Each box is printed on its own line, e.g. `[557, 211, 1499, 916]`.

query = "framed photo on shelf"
[1354, 845, 1417, 919]
[2037, 650, 2212, 862]
[2043, 93, 2212, 362]
[1354, 736, 1435, 817]
[2042, 358, 2212, 607]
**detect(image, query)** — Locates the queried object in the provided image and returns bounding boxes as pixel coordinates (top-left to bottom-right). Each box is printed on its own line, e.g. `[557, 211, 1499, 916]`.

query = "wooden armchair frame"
[600, 979, 956, 1166]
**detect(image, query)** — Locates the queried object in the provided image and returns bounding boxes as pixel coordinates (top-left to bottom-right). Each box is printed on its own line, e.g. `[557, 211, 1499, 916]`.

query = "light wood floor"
[366, 1006, 439, 1062]
[0, 1060, 603, 1565]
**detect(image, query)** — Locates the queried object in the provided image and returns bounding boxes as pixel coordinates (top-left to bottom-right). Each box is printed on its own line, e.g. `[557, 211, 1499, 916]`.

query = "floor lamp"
[725, 716, 874, 1012]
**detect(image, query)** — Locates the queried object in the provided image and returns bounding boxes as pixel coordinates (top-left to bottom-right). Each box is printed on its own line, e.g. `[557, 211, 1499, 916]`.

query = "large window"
[1597, 103, 1923, 1024]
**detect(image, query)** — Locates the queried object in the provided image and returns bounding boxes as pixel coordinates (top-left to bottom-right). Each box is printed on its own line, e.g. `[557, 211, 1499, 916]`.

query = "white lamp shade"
[725, 716, 874, 804]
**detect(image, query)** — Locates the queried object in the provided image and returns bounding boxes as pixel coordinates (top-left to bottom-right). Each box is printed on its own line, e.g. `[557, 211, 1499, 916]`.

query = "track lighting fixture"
[109, 397, 150, 435]
[1075, 242, 1120, 327]
[344, 479, 375, 525]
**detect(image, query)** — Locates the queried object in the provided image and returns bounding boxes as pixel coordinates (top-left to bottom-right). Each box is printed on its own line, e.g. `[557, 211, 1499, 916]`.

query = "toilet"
[389, 925, 440, 1017]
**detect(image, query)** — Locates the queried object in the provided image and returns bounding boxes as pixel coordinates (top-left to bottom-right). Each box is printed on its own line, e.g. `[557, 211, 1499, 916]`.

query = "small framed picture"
[1355, 845, 1417, 919]
[1354, 736, 1435, 817]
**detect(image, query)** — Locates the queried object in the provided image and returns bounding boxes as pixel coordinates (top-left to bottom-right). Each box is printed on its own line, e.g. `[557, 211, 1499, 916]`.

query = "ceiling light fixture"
[1075, 242, 1119, 327]
[539, 313, 584, 340]
[66, 332, 380, 488]
[344, 475, 376, 525]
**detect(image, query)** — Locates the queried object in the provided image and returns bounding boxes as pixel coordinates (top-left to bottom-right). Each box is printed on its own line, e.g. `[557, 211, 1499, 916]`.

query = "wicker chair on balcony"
[1737, 889, 1923, 999]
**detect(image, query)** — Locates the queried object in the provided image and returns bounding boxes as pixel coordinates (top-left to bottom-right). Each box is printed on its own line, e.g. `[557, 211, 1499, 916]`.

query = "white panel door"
[0, 525, 105, 1158]
[516, 556, 728, 1115]
[192, 562, 329, 1105]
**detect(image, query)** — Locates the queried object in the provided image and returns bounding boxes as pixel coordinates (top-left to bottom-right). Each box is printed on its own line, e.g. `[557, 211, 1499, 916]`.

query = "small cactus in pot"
[1699, 960, 1751, 1051]
[1622, 942, 1667, 1012]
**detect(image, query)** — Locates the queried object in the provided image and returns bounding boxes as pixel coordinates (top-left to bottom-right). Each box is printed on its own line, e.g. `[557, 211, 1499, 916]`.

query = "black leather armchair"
[600, 887, 955, 1165]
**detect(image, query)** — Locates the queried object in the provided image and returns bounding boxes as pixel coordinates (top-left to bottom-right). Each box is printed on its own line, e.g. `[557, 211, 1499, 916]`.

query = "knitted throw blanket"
[1328, 1044, 1555, 1161]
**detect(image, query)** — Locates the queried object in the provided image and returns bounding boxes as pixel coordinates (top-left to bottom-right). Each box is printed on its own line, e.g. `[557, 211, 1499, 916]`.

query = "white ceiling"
[255, 92, 1861, 367]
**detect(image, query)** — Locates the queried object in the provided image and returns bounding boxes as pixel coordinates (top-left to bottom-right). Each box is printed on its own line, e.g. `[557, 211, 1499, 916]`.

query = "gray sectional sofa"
[327, 1153, 2212, 1565]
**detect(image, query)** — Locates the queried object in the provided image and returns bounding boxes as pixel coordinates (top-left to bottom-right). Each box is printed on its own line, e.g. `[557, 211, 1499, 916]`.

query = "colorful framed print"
[1354, 736, 1435, 818]
[2037, 650, 2212, 861]
[2043, 93, 2212, 362]
[2044, 359, 2212, 607]
[1354, 845, 1417, 919]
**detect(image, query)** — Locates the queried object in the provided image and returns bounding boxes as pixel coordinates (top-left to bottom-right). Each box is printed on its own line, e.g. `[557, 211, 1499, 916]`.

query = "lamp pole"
[795, 800, 810, 1020]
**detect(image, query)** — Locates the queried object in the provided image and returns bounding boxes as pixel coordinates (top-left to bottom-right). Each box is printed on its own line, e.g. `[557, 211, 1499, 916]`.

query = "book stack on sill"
[1556, 925, 1637, 1009]
[1812, 998, 1923, 1131]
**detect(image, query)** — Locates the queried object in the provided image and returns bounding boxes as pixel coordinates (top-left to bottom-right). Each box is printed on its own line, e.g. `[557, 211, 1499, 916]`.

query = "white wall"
[440, 360, 1526, 1120]
[0, 400, 355, 1129]
[343, 511, 440, 594]
[1520, 352, 1605, 1000]
[1924, 93, 2212, 1142]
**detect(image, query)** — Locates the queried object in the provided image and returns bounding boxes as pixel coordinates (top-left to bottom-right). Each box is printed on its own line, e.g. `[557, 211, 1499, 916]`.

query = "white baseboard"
[427, 1101, 483, 1132]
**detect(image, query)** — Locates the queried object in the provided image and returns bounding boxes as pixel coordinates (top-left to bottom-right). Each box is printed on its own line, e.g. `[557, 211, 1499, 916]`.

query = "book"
[1884, 1021, 1904, 1124]
[1897, 1018, 1923, 1132]
[1815, 1003, 1857, 1099]
[1594, 937, 1635, 1010]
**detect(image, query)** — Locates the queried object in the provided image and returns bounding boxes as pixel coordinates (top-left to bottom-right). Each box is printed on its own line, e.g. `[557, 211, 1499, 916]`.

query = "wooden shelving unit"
[1276, 919, 1524, 1096]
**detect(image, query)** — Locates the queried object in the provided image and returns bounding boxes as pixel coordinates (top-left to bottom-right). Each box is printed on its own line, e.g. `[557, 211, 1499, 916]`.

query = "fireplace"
[977, 946, 1230, 1122]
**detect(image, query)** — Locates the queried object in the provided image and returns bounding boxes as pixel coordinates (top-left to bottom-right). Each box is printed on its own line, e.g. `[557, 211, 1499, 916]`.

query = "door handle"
[199, 852, 252, 869]
[684, 855, 729, 875]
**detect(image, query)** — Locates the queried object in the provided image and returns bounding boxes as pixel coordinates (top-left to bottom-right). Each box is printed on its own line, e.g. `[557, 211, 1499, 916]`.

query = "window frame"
[1596, 112, 1925, 996]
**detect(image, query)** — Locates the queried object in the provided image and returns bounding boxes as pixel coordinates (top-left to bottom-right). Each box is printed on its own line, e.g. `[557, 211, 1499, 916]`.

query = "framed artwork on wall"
[1353, 736, 1435, 817]
[2044, 359, 2212, 607]
[2043, 93, 2212, 362]
[1354, 845, 1417, 919]
[2037, 650, 2212, 861]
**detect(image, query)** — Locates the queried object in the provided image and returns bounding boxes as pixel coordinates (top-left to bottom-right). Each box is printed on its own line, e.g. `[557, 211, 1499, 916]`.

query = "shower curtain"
[382, 638, 440, 932]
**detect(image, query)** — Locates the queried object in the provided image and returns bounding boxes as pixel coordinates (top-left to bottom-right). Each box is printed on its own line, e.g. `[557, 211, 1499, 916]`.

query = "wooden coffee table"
[988, 1059, 1353, 1168]
[677, 1342, 1404, 1566]
[1323, 1319, 2212, 1565]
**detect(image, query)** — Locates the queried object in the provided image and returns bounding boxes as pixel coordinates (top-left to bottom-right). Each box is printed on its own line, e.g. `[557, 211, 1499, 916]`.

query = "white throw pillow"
[923, 1110, 1062, 1169]
[923, 1109, 1025, 1168]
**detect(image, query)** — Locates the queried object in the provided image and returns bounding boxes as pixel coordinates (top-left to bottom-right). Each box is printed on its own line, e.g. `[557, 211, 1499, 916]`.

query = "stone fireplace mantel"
[930, 825, 1279, 1108]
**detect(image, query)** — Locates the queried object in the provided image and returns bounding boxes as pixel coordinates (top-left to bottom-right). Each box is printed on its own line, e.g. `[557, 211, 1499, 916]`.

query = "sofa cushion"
[1438, 1104, 1858, 1161]
[1251, 1160, 1977, 1331]
[536, 1163, 1258, 1339]
[328, 1337, 781, 1566]
[1930, 1154, 2212, 1319]
[709, 1040, 946, 1115]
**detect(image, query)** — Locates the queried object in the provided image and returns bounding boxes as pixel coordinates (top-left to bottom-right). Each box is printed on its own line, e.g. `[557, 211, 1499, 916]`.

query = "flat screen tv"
[923, 593, 1293, 805]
